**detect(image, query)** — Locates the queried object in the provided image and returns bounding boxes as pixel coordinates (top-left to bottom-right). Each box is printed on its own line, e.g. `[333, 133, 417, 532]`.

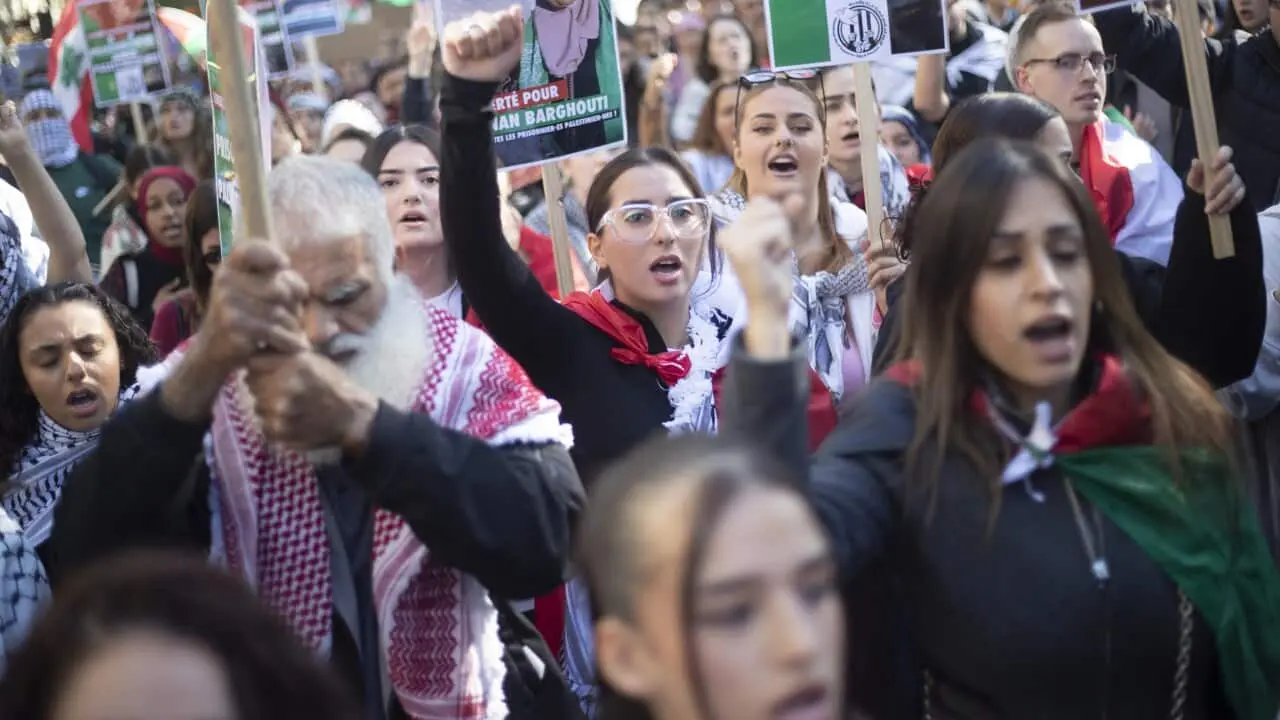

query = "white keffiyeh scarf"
[2, 385, 140, 547]
[713, 189, 875, 403]
[0, 507, 49, 676]
[591, 279, 727, 435]
[179, 303, 572, 720]
[0, 210, 39, 325]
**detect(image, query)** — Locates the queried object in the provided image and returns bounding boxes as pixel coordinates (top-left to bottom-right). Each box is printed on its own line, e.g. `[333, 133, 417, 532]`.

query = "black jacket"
[874, 189, 1266, 386]
[721, 341, 1234, 719]
[1093, 6, 1280, 210]
[50, 388, 584, 718]
[438, 74, 731, 488]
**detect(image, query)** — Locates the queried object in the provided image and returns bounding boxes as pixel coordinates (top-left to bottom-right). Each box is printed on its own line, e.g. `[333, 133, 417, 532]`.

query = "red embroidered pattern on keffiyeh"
[207, 304, 570, 720]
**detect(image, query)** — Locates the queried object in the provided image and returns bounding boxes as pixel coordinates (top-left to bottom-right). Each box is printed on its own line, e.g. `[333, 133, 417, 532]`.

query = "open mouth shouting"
[66, 388, 102, 420]
[1023, 313, 1076, 364]
[766, 152, 800, 178]
[649, 253, 685, 286]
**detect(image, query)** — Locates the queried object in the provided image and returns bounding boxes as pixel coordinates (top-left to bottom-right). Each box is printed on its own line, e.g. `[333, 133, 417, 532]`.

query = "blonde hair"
[726, 79, 854, 275]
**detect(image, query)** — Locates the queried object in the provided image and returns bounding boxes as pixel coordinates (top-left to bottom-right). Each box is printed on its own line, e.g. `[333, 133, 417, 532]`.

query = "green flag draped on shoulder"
[1060, 447, 1280, 720]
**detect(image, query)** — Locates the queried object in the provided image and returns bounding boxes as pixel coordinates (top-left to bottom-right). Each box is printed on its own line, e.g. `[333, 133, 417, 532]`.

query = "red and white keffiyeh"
[203, 305, 571, 720]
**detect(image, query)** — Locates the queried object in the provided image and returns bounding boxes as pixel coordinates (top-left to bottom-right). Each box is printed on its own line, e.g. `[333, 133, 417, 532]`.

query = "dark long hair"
[0, 283, 157, 477]
[583, 145, 720, 284]
[0, 550, 363, 720]
[895, 139, 1231, 509]
[360, 124, 443, 179]
[183, 180, 220, 310]
[896, 93, 1060, 260]
[578, 434, 810, 720]
[695, 15, 759, 83]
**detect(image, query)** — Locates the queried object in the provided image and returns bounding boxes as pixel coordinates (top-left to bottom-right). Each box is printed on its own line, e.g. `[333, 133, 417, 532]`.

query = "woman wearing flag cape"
[719, 138, 1280, 719]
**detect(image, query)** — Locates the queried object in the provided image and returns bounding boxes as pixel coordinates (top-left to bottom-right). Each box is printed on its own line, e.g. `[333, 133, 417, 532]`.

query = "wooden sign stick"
[541, 164, 577, 298]
[130, 102, 148, 145]
[852, 63, 885, 249]
[1171, 0, 1233, 258]
[206, 0, 272, 242]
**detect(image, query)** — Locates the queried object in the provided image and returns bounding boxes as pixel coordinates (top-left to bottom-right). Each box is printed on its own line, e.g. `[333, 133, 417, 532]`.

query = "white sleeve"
[1108, 123, 1181, 267]
[0, 179, 48, 283]
[670, 80, 709, 146]
[1222, 209, 1280, 421]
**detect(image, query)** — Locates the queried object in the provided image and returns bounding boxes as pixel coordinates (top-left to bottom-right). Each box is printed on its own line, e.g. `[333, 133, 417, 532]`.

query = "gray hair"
[267, 154, 395, 283]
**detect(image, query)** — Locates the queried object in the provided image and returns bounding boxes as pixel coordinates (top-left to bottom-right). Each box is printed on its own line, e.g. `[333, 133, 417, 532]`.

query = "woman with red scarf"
[437, 10, 837, 715]
[721, 139, 1280, 719]
[98, 167, 197, 333]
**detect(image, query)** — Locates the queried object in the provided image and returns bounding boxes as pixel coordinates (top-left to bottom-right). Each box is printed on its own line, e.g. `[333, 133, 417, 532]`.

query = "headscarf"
[135, 166, 198, 223]
[18, 90, 78, 168]
[532, 0, 600, 77]
[320, 99, 383, 147]
[880, 105, 932, 165]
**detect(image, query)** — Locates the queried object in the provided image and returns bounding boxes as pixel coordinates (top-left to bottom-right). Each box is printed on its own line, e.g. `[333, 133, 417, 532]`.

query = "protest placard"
[434, 0, 627, 170]
[247, 0, 297, 76]
[207, 3, 272, 253]
[281, 0, 344, 38]
[80, 0, 174, 105]
[765, 0, 947, 69]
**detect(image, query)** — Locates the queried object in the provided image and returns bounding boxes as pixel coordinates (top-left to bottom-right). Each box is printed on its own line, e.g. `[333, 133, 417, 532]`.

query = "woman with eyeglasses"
[437, 10, 838, 715]
[715, 70, 904, 416]
[149, 181, 219, 358]
[872, 93, 1265, 392]
[721, 138, 1280, 720]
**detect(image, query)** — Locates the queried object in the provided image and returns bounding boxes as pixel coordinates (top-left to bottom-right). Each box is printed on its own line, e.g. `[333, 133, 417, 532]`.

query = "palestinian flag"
[765, 0, 895, 69]
[157, 6, 209, 62]
[48, 0, 95, 151]
[886, 355, 1280, 720]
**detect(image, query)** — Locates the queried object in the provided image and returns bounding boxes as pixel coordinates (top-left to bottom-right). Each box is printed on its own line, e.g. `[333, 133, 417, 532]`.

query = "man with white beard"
[50, 156, 584, 720]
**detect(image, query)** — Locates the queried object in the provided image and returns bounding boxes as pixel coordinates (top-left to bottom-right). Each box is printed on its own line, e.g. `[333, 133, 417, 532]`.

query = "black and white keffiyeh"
[712, 188, 875, 402]
[792, 258, 870, 401]
[3, 412, 105, 548]
[2, 385, 142, 548]
[0, 507, 48, 675]
[0, 209, 39, 325]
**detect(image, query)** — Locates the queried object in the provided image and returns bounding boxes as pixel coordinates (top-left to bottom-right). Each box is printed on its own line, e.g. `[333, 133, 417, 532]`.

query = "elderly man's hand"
[191, 242, 310, 379]
[245, 351, 379, 456]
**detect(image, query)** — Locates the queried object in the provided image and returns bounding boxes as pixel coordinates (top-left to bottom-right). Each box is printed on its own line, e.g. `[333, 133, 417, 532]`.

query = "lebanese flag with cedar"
[48, 0, 96, 151]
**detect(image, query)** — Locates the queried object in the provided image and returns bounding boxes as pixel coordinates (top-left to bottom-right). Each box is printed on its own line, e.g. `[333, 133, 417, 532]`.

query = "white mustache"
[318, 333, 367, 360]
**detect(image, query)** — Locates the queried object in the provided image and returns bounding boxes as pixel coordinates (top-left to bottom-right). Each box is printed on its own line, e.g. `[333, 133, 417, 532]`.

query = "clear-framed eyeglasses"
[596, 198, 713, 244]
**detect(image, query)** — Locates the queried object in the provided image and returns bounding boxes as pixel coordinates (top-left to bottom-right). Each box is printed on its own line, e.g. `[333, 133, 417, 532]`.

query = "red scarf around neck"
[561, 290, 692, 386]
[1078, 122, 1135, 244]
[884, 354, 1151, 452]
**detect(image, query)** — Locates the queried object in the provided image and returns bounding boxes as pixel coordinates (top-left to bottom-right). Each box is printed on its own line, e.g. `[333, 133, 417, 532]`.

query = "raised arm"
[1149, 147, 1264, 387]
[718, 195, 900, 582]
[436, 9, 592, 375]
[0, 102, 92, 284]
[1091, 3, 1235, 108]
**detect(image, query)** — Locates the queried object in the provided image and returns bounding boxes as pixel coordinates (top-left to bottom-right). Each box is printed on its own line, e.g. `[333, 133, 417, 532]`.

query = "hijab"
[18, 91, 78, 169]
[880, 105, 932, 165]
[135, 166, 197, 265]
[532, 0, 600, 77]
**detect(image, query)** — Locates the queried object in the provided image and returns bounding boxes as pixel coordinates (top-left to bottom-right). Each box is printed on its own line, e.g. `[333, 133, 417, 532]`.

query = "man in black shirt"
[52, 156, 584, 720]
